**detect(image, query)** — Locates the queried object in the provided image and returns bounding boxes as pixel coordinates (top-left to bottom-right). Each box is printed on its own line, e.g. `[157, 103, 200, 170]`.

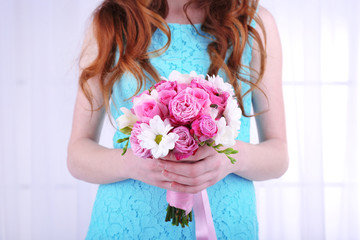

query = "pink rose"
[183, 87, 211, 111]
[130, 122, 152, 158]
[133, 89, 150, 99]
[133, 99, 168, 123]
[168, 90, 202, 125]
[172, 126, 199, 160]
[176, 83, 188, 93]
[191, 114, 218, 142]
[190, 77, 218, 96]
[158, 89, 177, 106]
[154, 80, 177, 92]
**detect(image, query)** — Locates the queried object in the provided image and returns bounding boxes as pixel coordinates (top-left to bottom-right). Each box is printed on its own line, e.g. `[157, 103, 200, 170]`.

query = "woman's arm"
[231, 5, 289, 180]
[159, 6, 289, 193]
[67, 25, 171, 187]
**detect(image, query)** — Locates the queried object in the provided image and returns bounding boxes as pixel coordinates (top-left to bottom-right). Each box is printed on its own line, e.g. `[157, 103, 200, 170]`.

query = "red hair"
[79, 0, 266, 117]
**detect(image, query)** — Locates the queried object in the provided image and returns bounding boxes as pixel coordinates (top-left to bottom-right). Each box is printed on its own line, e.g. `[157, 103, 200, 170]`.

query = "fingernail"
[162, 170, 171, 180]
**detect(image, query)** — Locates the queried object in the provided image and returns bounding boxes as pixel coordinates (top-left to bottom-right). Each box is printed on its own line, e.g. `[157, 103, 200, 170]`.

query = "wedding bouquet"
[116, 70, 242, 227]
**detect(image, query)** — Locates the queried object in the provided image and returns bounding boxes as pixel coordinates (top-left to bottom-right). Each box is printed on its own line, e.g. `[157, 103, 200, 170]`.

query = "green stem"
[165, 205, 192, 227]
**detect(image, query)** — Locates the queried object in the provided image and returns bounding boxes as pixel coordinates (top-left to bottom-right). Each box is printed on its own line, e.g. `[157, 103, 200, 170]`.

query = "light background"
[0, 0, 359, 239]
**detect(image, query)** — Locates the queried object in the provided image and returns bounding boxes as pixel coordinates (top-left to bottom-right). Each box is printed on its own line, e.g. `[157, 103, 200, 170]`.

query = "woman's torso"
[86, 23, 258, 240]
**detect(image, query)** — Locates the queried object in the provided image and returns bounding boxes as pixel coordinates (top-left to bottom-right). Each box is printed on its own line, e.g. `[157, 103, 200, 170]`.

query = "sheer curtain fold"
[255, 1, 360, 240]
[0, 0, 359, 239]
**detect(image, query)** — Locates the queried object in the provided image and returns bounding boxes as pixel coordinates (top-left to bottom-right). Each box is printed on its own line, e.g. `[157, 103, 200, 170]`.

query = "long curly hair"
[79, 0, 266, 117]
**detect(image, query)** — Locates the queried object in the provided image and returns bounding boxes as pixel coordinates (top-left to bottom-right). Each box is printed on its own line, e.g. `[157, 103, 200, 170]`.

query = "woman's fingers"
[161, 160, 206, 177]
[162, 169, 215, 186]
[139, 153, 226, 192]
[155, 180, 173, 190]
[160, 157, 220, 177]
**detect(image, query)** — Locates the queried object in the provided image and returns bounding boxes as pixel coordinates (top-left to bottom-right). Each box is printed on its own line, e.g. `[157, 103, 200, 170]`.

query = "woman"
[67, 0, 288, 239]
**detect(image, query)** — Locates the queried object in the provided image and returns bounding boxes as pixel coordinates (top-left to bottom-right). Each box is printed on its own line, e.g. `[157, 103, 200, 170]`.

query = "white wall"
[0, 0, 359, 239]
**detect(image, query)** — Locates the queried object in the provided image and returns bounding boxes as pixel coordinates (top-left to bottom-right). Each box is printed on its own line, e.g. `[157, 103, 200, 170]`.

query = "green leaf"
[148, 85, 155, 94]
[217, 148, 238, 155]
[193, 134, 200, 143]
[229, 149, 239, 154]
[227, 156, 237, 164]
[214, 144, 223, 149]
[206, 141, 215, 147]
[199, 141, 206, 146]
[120, 127, 132, 135]
[116, 137, 129, 144]
[224, 148, 239, 155]
[122, 140, 129, 156]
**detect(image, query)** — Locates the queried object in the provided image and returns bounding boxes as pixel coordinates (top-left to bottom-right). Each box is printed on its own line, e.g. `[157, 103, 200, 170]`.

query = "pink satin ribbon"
[166, 190, 194, 215]
[167, 189, 217, 240]
[193, 190, 217, 240]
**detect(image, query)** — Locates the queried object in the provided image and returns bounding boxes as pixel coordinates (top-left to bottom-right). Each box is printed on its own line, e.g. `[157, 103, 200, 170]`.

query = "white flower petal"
[133, 91, 158, 106]
[224, 98, 242, 132]
[149, 115, 164, 134]
[208, 75, 235, 96]
[160, 133, 179, 150]
[214, 117, 236, 147]
[189, 71, 204, 79]
[138, 130, 155, 140]
[140, 139, 157, 149]
[152, 146, 168, 159]
[168, 70, 196, 84]
[209, 108, 219, 120]
[150, 89, 159, 99]
[135, 115, 179, 158]
[168, 70, 182, 81]
[116, 107, 138, 129]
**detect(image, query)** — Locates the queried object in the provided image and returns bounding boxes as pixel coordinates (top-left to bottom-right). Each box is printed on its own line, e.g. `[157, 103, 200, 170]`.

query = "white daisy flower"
[207, 74, 235, 96]
[137, 115, 179, 158]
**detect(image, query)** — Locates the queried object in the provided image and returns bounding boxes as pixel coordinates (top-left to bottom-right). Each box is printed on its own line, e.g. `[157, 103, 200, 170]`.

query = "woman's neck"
[165, 0, 204, 24]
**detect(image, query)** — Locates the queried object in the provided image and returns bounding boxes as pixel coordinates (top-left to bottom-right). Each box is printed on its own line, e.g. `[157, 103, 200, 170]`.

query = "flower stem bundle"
[165, 205, 193, 228]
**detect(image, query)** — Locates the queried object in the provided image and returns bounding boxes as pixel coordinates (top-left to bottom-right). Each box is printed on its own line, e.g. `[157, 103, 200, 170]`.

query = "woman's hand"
[126, 153, 174, 189]
[158, 145, 233, 193]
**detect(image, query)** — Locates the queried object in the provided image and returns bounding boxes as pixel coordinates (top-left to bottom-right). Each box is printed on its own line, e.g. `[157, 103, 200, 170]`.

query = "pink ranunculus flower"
[190, 77, 219, 96]
[172, 126, 199, 160]
[158, 89, 177, 106]
[129, 121, 152, 158]
[176, 83, 188, 93]
[133, 99, 168, 123]
[191, 114, 218, 142]
[168, 91, 202, 125]
[182, 87, 211, 111]
[154, 80, 177, 92]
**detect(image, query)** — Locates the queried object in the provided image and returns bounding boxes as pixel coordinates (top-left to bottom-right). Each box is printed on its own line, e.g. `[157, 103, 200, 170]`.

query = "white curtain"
[0, 0, 359, 239]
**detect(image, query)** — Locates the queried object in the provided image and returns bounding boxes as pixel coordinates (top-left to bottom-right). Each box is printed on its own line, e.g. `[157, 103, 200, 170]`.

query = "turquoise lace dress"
[86, 21, 258, 240]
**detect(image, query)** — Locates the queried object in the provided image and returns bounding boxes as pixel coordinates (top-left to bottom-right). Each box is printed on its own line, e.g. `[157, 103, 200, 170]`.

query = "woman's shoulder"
[256, 5, 278, 31]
